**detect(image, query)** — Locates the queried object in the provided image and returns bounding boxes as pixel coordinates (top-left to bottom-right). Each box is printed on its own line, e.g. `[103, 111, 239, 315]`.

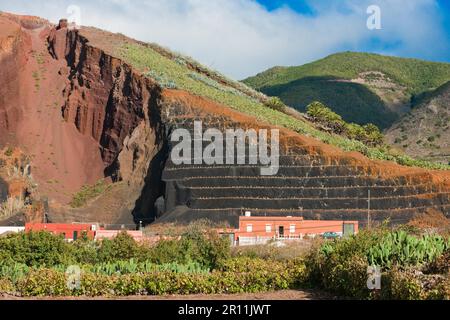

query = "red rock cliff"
[0, 16, 31, 143]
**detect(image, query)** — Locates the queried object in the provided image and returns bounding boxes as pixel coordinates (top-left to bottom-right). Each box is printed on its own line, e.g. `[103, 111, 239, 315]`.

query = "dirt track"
[1, 289, 335, 300]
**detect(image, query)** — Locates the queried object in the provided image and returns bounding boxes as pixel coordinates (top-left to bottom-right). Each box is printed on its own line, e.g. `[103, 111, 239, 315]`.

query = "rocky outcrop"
[49, 23, 160, 170]
[47, 23, 167, 224]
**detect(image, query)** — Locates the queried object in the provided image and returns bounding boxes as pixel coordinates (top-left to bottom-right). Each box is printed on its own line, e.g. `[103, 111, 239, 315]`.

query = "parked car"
[322, 232, 340, 239]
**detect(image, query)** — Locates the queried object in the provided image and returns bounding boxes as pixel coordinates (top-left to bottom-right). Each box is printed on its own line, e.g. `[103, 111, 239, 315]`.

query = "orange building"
[224, 215, 358, 245]
[25, 223, 97, 241]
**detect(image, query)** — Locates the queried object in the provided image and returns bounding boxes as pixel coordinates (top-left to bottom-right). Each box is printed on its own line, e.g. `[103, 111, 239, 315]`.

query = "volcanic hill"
[0, 12, 449, 227]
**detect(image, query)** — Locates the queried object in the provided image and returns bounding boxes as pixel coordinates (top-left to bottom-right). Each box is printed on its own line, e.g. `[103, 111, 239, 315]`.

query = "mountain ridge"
[243, 52, 450, 128]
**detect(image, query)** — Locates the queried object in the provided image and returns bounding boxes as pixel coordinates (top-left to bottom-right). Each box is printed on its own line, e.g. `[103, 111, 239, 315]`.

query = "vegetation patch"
[305, 226, 450, 299]
[70, 179, 112, 208]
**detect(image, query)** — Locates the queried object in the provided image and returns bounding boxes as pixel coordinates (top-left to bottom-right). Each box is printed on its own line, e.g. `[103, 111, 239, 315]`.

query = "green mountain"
[243, 52, 450, 129]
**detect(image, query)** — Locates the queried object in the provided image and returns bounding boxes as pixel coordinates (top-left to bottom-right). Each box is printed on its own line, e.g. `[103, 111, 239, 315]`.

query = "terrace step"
[183, 184, 440, 199]
[186, 193, 450, 210]
[162, 165, 371, 180]
[173, 176, 421, 188]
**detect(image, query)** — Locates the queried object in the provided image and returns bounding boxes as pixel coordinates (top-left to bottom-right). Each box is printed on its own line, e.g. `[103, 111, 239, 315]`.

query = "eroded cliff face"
[0, 17, 30, 144]
[47, 23, 168, 224]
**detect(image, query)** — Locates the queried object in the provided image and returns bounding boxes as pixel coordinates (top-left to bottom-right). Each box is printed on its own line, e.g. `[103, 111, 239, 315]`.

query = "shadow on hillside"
[0, 176, 7, 202]
[261, 76, 398, 129]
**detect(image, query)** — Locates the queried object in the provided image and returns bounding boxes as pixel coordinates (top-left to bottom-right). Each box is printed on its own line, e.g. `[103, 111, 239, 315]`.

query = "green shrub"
[70, 179, 111, 208]
[425, 249, 450, 274]
[114, 273, 147, 296]
[180, 225, 231, 270]
[0, 262, 29, 284]
[0, 231, 73, 267]
[4, 147, 13, 157]
[70, 238, 100, 265]
[79, 272, 116, 297]
[381, 269, 423, 300]
[97, 231, 139, 262]
[307, 101, 384, 147]
[18, 269, 70, 297]
[307, 101, 345, 133]
[264, 97, 286, 112]
[0, 278, 15, 294]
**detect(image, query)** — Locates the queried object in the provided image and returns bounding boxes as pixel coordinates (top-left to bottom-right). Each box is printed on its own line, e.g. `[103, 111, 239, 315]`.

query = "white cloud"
[0, 0, 448, 79]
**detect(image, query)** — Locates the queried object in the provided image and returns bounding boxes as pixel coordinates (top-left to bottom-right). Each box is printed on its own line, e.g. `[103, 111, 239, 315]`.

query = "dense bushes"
[0, 227, 306, 297]
[0, 226, 231, 270]
[368, 231, 449, 269]
[306, 101, 384, 146]
[0, 227, 449, 299]
[304, 228, 450, 299]
[0, 257, 304, 297]
[14, 268, 298, 297]
[0, 231, 72, 267]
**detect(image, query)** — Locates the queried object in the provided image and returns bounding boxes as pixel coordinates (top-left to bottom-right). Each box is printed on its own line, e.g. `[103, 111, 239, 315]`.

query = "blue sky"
[256, 0, 450, 62]
[1, 0, 449, 79]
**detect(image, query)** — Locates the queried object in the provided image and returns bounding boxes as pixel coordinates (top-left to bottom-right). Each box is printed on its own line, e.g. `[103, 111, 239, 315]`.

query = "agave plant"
[0, 262, 30, 283]
[368, 231, 450, 269]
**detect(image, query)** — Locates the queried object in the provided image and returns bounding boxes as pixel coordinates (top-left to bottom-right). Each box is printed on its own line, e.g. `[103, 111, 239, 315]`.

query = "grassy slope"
[116, 44, 449, 170]
[385, 81, 450, 164]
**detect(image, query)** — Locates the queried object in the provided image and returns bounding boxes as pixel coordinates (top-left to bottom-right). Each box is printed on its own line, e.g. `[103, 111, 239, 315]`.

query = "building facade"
[226, 216, 358, 246]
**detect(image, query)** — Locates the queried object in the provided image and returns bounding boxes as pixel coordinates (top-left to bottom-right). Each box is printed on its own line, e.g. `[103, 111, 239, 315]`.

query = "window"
[265, 224, 272, 233]
[290, 224, 296, 234]
[246, 224, 253, 233]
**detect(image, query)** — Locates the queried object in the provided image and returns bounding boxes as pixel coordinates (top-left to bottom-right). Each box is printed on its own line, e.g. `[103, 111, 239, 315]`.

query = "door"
[343, 223, 355, 237]
[73, 231, 78, 241]
[278, 226, 284, 238]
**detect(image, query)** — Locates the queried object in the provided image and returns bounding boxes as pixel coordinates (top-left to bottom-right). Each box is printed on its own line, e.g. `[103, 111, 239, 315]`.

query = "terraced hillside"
[243, 52, 450, 129]
[0, 13, 449, 227]
[156, 92, 450, 226]
[386, 81, 450, 165]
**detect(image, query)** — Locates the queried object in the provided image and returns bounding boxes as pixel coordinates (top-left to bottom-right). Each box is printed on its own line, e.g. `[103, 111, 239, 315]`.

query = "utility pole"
[367, 189, 371, 230]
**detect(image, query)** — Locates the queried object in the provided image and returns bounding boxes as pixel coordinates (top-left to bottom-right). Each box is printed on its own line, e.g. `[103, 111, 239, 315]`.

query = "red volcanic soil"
[0, 16, 104, 204]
